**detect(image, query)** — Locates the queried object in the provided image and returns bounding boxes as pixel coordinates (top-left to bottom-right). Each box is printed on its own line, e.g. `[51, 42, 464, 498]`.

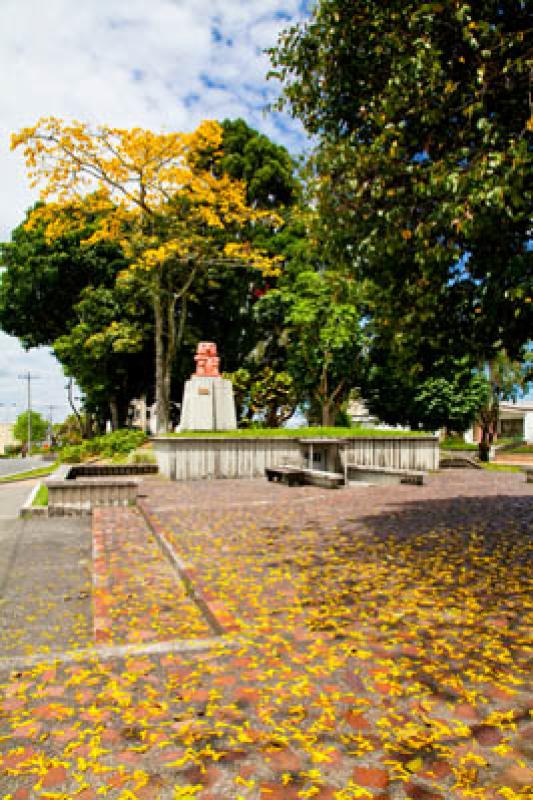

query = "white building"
[465, 399, 533, 443]
[497, 400, 533, 442]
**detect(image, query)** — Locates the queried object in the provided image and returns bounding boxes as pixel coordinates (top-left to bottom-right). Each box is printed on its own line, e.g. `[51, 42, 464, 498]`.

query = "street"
[0, 455, 45, 478]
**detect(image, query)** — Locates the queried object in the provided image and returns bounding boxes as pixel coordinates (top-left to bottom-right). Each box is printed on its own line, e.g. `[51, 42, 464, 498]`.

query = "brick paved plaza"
[0, 471, 531, 799]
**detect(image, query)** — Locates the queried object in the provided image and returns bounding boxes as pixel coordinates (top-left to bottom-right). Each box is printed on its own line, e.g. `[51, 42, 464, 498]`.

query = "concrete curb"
[0, 633, 241, 671]
[19, 481, 48, 518]
[137, 498, 238, 636]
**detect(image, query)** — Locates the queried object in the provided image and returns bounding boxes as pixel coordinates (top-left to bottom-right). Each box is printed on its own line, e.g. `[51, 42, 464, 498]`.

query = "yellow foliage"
[12, 116, 282, 277]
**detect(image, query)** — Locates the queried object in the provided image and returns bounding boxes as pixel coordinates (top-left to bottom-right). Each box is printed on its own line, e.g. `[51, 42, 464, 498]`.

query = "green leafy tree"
[218, 118, 299, 209]
[256, 270, 363, 425]
[0, 204, 152, 428]
[14, 410, 48, 446]
[225, 366, 297, 427]
[271, 0, 533, 385]
[474, 347, 533, 451]
[53, 281, 153, 430]
[362, 346, 491, 432]
[185, 118, 302, 378]
[0, 204, 126, 348]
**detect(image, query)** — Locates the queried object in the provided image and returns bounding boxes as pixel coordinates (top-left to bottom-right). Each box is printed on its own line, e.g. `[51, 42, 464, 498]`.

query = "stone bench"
[265, 466, 306, 486]
[345, 463, 425, 485]
[301, 469, 344, 489]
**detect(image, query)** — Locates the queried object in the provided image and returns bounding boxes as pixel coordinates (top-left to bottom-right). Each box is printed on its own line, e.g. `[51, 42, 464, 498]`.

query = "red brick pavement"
[92, 506, 211, 644]
[0, 470, 531, 799]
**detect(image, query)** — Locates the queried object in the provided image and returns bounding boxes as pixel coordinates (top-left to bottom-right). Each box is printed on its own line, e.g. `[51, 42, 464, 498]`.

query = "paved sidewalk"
[0, 481, 36, 519]
[0, 471, 531, 800]
[0, 514, 92, 659]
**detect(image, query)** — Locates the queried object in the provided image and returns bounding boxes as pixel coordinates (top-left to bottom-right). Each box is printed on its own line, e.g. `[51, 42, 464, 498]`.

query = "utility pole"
[39, 404, 60, 446]
[18, 373, 40, 456]
[47, 405, 59, 444]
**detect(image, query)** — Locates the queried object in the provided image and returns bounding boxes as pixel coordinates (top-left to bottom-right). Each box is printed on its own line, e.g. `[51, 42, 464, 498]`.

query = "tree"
[12, 118, 280, 432]
[14, 410, 48, 447]
[3, 121, 299, 427]
[475, 347, 533, 453]
[0, 204, 126, 349]
[183, 118, 302, 384]
[364, 354, 490, 432]
[226, 366, 297, 427]
[0, 204, 152, 427]
[271, 1, 533, 381]
[53, 281, 153, 430]
[255, 270, 364, 425]
[218, 118, 299, 209]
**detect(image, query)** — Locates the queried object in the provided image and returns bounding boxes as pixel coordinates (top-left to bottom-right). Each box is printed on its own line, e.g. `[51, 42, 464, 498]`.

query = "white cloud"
[0, 0, 309, 420]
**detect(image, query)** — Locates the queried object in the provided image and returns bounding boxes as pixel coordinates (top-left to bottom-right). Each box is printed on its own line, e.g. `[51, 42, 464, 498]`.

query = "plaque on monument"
[178, 342, 237, 431]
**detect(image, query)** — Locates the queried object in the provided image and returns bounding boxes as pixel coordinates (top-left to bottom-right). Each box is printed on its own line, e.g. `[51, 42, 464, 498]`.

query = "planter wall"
[46, 478, 139, 516]
[152, 436, 439, 481]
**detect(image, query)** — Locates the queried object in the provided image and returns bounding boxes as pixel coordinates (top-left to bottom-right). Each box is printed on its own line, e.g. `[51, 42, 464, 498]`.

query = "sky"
[0, 0, 310, 423]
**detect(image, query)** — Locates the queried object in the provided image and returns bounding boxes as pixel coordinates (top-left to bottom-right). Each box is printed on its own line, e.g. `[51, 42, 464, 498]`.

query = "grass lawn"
[32, 483, 48, 506]
[165, 426, 433, 439]
[480, 462, 523, 473]
[506, 444, 533, 454]
[0, 463, 58, 483]
[440, 439, 479, 451]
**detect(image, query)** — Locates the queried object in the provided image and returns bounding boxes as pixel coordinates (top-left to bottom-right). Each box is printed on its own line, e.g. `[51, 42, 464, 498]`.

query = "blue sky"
[0, 0, 310, 422]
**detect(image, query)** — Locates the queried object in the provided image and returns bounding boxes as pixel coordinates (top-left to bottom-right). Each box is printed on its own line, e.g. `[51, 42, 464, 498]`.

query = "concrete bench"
[345, 463, 425, 485]
[302, 469, 344, 489]
[265, 466, 306, 486]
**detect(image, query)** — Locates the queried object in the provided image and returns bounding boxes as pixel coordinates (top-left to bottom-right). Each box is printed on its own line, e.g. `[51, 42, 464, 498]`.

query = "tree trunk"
[319, 375, 345, 428]
[154, 284, 168, 434]
[109, 398, 119, 431]
[321, 402, 334, 427]
[154, 262, 195, 434]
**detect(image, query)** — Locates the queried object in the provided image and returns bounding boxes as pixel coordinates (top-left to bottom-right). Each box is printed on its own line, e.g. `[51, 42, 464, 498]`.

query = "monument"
[178, 342, 237, 431]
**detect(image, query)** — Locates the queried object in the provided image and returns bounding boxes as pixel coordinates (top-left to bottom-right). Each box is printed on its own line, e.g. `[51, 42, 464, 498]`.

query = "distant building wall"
[465, 401, 533, 443]
[0, 423, 16, 455]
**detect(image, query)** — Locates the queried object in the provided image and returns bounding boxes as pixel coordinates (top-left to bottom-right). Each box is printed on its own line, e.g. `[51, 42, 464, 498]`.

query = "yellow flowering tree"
[12, 118, 280, 431]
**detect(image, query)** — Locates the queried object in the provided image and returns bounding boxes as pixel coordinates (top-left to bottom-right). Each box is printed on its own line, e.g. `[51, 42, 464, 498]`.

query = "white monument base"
[179, 376, 237, 431]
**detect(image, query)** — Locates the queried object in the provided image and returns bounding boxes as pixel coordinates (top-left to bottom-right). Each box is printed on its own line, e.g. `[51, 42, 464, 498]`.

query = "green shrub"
[59, 429, 147, 463]
[130, 449, 156, 464]
[4, 444, 22, 456]
[59, 445, 84, 463]
[97, 429, 147, 457]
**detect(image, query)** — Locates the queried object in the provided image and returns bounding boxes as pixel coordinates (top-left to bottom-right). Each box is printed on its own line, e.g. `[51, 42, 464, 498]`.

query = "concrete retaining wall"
[152, 436, 439, 481]
[342, 437, 438, 472]
[46, 476, 139, 516]
[153, 437, 303, 481]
